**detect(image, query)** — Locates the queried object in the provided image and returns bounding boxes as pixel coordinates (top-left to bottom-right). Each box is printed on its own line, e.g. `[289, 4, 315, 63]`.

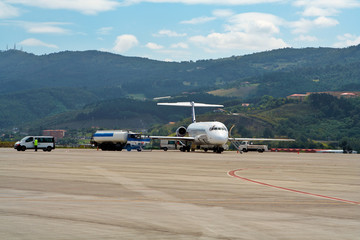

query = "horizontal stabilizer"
[157, 102, 223, 108]
[229, 138, 295, 142]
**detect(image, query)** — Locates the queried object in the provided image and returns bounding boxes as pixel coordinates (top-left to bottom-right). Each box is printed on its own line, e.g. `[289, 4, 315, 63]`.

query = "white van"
[160, 140, 178, 151]
[14, 136, 55, 152]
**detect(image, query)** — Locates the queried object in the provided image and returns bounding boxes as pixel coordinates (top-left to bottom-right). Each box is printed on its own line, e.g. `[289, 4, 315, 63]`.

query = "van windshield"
[23, 137, 33, 142]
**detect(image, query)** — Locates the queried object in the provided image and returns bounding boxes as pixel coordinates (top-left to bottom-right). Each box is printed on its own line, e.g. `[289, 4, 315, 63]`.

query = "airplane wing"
[150, 136, 195, 141]
[228, 138, 295, 142]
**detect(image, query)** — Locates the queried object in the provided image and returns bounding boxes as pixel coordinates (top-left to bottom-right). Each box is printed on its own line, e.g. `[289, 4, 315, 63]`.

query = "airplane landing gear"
[180, 146, 190, 152]
[213, 147, 224, 154]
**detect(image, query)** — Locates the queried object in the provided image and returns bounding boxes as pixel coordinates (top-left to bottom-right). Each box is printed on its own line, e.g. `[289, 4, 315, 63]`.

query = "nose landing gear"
[213, 146, 224, 154]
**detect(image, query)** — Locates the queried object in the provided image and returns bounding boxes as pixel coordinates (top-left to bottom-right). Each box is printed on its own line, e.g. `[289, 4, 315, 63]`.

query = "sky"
[1, 0, 360, 61]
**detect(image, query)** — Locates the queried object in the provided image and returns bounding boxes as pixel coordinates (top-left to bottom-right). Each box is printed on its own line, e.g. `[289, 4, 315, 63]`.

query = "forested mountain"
[0, 45, 360, 130]
[1, 45, 359, 98]
[0, 88, 99, 128]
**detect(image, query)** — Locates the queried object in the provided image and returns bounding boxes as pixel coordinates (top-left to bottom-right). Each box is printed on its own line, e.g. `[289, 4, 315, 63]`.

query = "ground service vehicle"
[91, 130, 128, 151]
[160, 140, 178, 151]
[91, 130, 150, 151]
[126, 133, 151, 151]
[14, 136, 55, 152]
[239, 141, 268, 152]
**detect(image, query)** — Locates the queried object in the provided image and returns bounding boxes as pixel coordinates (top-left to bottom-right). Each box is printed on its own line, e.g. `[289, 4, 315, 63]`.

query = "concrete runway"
[0, 148, 359, 240]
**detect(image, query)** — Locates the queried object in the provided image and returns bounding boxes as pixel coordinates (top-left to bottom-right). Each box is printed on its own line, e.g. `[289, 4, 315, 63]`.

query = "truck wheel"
[258, 149, 264, 153]
[242, 148, 248, 152]
[127, 145, 131, 151]
[163, 147, 168, 151]
[21, 146, 26, 151]
[47, 146, 52, 152]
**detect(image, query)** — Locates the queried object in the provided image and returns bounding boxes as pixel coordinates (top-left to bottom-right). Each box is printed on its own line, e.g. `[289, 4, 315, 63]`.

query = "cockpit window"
[209, 126, 227, 131]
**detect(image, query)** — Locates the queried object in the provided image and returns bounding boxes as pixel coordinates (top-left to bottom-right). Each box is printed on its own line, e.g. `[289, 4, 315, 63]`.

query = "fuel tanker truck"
[91, 130, 150, 151]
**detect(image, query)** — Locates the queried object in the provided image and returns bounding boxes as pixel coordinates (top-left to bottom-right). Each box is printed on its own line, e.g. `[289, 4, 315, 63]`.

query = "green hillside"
[1, 45, 360, 134]
[23, 93, 230, 130]
[0, 88, 99, 128]
[1, 45, 359, 100]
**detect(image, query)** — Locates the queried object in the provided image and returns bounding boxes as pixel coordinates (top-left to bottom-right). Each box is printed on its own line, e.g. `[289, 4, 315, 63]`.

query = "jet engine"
[176, 126, 187, 137]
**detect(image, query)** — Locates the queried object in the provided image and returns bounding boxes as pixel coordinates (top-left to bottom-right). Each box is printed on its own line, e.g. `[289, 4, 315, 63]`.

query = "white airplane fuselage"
[187, 121, 228, 146]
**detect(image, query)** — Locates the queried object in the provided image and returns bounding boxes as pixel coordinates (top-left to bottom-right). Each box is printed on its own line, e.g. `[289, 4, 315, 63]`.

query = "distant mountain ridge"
[1, 45, 359, 98]
[0, 45, 360, 129]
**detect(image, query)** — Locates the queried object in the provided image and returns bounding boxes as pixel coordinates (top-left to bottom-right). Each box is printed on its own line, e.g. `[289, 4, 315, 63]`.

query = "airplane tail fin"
[157, 101, 224, 123]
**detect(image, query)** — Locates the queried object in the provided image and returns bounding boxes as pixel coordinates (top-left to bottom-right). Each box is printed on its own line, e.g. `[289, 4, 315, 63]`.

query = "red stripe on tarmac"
[228, 169, 360, 205]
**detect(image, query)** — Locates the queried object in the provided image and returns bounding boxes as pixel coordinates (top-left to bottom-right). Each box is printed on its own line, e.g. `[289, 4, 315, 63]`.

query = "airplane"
[150, 101, 294, 153]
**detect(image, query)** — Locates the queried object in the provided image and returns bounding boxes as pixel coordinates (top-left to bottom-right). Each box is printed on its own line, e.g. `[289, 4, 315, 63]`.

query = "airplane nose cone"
[211, 132, 228, 145]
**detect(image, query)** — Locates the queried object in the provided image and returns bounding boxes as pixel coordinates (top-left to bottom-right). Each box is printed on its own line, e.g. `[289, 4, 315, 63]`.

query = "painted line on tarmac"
[228, 168, 360, 205]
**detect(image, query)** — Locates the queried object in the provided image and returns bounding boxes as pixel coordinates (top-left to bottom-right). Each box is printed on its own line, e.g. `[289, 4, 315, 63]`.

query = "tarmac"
[0, 148, 359, 240]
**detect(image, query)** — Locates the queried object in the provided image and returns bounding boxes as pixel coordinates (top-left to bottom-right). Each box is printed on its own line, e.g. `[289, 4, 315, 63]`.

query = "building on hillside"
[339, 92, 358, 98]
[43, 130, 66, 140]
[287, 92, 360, 101]
[287, 94, 308, 101]
[306, 91, 360, 98]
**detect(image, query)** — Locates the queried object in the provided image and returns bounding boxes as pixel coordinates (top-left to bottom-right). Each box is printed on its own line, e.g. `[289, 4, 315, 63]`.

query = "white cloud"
[121, 0, 284, 6]
[19, 38, 58, 48]
[295, 35, 318, 42]
[188, 12, 288, 53]
[8, 21, 71, 34]
[27, 24, 70, 34]
[171, 42, 189, 49]
[313, 16, 338, 27]
[290, 16, 338, 34]
[226, 12, 283, 34]
[180, 9, 234, 25]
[293, 0, 360, 20]
[294, 0, 360, 12]
[333, 34, 360, 48]
[154, 29, 187, 37]
[301, 6, 339, 17]
[164, 58, 174, 62]
[212, 9, 234, 18]
[190, 32, 288, 53]
[289, 18, 312, 34]
[181, 16, 216, 24]
[291, 0, 359, 36]
[97, 27, 113, 35]
[146, 42, 164, 50]
[0, 1, 19, 18]
[112, 34, 139, 53]
[6, 0, 120, 15]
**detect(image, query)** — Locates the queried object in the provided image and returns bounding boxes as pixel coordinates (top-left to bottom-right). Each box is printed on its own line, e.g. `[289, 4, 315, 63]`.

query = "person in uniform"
[34, 138, 38, 152]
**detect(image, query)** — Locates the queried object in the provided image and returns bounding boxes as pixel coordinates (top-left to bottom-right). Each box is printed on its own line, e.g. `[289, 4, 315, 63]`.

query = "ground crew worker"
[34, 138, 38, 152]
